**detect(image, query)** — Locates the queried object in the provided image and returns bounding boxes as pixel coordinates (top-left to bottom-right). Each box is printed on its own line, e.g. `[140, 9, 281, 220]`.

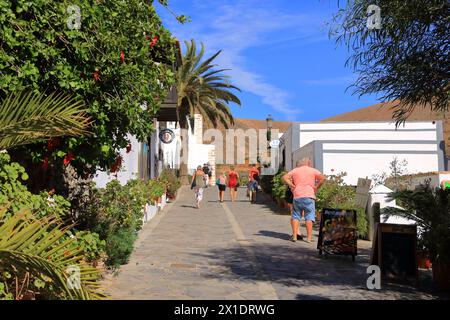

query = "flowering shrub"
[1, 0, 176, 173]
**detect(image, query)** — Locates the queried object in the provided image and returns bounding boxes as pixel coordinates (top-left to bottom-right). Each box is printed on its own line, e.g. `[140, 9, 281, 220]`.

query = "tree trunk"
[178, 114, 189, 185]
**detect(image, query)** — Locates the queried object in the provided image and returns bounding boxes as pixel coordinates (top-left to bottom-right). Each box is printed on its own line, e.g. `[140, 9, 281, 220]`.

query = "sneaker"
[289, 235, 297, 242]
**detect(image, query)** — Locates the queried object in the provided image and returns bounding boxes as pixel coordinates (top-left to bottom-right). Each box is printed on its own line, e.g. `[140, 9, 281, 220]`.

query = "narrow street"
[103, 186, 442, 300]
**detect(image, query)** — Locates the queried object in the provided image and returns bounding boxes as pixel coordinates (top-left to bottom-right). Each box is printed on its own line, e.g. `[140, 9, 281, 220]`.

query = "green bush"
[148, 178, 165, 201]
[316, 172, 368, 238]
[1, 0, 176, 172]
[272, 171, 287, 199]
[159, 169, 180, 195]
[0, 153, 70, 220]
[74, 231, 106, 263]
[88, 178, 167, 268]
[104, 227, 137, 268]
[238, 172, 249, 186]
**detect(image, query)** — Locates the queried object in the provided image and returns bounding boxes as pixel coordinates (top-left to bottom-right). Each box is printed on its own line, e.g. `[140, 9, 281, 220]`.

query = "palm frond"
[177, 39, 241, 129]
[0, 206, 105, 300]
[0, 91, 91, 150]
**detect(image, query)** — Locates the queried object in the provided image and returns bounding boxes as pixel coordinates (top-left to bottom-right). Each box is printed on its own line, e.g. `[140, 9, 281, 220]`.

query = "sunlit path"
[103, 186, 443, 300]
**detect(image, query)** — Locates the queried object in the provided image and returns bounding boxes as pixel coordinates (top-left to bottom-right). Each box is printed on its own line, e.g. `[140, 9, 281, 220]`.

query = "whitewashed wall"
[93, 134, 142, 188]
[281, 121, 445, 185]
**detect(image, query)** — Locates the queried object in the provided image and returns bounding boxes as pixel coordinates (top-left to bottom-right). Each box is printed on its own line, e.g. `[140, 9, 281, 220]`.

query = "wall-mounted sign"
[159, 129, 175, 144]
[269, 140, 281, 148]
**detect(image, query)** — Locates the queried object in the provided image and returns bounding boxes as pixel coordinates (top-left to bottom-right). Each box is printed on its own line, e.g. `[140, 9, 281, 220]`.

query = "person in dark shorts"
[216, 171, 227, 202]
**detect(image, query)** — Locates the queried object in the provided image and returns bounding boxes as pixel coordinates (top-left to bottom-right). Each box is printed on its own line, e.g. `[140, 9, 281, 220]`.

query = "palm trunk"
[178, 114, 189, 185]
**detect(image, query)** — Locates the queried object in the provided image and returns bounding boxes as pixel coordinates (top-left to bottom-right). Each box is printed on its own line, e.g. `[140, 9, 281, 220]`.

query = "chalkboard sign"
[370, 223, 418, 282]
[317, 208, 358, 261]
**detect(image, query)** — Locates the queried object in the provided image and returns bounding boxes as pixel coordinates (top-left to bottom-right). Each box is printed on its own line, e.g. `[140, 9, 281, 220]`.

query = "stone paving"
[102, 186, 447, 300]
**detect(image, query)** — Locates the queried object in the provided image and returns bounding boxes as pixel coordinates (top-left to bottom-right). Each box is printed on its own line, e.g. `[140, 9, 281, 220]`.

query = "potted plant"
[159, 169, 180, 201]
[384, 183, 450, 290]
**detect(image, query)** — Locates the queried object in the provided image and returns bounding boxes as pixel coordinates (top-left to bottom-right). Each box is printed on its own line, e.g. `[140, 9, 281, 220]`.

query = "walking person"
[227, 166, 239, 202]
[247, 164, 260, 203]
[216, 171, 227, 202]
[191, 165, 206, 209]
[283, 158, 325, 243]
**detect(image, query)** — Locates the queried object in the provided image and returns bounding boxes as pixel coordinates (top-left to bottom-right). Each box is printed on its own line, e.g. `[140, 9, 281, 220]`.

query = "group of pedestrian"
[191, 163, 261, 207]
[216, 164, 260, 203]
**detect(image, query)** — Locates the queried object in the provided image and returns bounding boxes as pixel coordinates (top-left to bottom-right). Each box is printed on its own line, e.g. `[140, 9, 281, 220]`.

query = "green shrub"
[147, 178, 165, 201]
[0, 153, 70, 220]
[238, 172, 249, 186]
[272, 171, 287, 199]
[159, 169, 180, 195]
[88, 178, 167, 268]
[316, 172, 368, 238]
[74, 231, 106, 263]
[104, 228, 137, 268]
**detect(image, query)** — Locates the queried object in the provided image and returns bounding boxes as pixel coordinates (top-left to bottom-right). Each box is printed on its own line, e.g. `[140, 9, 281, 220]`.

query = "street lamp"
[266, 114, 273, 142]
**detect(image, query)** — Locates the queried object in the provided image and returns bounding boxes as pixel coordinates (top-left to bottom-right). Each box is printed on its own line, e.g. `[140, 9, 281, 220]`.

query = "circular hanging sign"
[159, 129, 175, 144]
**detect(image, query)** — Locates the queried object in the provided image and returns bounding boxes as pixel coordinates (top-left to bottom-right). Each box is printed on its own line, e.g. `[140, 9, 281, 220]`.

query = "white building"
[279, 121, 446, 185]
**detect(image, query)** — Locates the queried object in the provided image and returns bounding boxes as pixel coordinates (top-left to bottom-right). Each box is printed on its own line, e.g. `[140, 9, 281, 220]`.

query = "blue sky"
[156, 0, 381, 122]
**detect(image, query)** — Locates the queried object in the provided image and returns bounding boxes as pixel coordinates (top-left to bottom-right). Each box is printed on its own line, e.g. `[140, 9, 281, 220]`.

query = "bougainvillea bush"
[0, 0, 175, 175]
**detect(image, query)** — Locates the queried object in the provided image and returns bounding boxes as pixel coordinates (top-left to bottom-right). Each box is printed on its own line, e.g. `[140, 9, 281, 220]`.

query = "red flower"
[63, 152, 75, 166]
[126, 144, 132, 153]
[149, 35, 158, 47]
[41, 157, 49, 170]
[93, 70, 100, 81]
[120, 51, 125, 62]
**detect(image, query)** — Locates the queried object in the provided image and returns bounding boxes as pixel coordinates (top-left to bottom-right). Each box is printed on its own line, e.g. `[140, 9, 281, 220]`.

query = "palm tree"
[0, 91, 99, 299]
[176, 39, 241, 183]
[0, 205, 105, 299]
[0, 90, 90, 150]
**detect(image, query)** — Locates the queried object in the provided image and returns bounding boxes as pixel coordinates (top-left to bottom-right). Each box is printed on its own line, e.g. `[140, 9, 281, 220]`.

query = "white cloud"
[162, 0, 326, 120]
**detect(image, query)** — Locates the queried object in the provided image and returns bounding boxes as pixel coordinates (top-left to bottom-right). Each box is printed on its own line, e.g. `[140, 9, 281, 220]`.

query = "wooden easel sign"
[370, 223, 418, 283]
[317, 208, 358, 262]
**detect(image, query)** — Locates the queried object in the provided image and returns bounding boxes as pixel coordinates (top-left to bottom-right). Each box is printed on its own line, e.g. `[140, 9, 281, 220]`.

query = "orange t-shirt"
[287, 166, 322, 200]
[249, 167, 259, 181]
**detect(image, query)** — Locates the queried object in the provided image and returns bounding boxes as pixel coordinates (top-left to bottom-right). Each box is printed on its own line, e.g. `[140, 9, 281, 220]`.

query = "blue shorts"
[248, 180, 258, 191]
[292, 197, 316, 222]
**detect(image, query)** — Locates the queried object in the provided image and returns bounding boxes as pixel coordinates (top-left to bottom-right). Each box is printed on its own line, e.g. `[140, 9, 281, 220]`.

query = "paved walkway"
[102, 186, 445, 300]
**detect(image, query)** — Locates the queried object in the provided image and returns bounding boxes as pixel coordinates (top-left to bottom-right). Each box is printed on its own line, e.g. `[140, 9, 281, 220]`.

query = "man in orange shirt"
[283, 158, 325, 243]
[247, 164, 260, 203]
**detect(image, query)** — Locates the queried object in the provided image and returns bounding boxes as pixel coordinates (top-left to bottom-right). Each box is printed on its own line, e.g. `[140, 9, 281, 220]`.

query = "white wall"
[292, 141, 315, 168]
[281, 121, 444, 185]
[321, 151, 439, 185]
[93, 134, 142, 188]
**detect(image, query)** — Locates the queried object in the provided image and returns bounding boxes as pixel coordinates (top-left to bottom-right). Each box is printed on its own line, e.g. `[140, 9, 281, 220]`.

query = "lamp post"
[266, 114, 273, 143]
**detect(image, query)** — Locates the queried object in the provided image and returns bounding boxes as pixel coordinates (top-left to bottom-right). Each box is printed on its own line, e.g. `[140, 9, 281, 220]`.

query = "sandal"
[289, 235, 297, 242]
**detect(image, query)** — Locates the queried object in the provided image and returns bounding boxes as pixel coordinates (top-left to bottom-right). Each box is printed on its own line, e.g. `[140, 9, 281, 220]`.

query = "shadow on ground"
[190, 242, 447, 300]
